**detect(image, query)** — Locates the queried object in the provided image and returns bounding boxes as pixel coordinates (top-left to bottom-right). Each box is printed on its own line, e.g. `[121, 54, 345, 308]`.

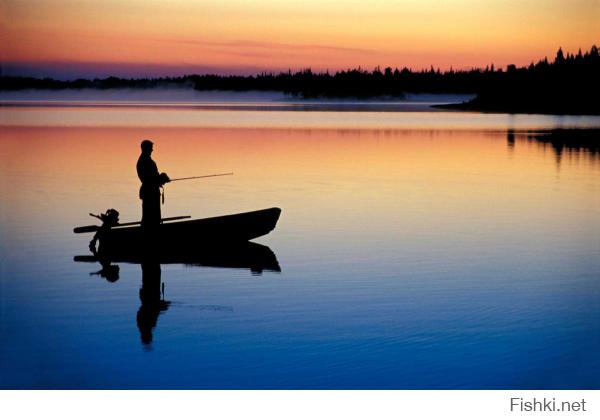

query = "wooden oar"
[74, 215, 191, 234]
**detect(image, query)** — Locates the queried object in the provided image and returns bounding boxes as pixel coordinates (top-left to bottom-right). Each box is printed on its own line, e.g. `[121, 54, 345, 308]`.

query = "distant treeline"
[2, 46, 599, 114]
[192, 67, 485, 97]
[441, 45, 600, 114]
[0, 68, 484, 96]
[0, 75, 196, 91]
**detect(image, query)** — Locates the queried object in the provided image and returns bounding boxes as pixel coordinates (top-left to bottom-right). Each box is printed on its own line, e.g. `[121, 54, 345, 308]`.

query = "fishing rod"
[160, 172, 233, 204]
[169, 172, 233, 182]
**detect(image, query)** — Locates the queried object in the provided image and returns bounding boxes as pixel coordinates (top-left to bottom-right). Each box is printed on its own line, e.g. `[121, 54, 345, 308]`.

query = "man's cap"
[141, 139, 154, 150]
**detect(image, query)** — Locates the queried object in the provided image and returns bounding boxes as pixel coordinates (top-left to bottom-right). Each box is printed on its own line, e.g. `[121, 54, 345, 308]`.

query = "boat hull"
[97, 207, 281, 255]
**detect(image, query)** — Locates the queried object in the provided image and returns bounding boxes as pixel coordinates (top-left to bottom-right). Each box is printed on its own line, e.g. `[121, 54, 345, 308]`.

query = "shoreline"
[3, 87, 598, 116]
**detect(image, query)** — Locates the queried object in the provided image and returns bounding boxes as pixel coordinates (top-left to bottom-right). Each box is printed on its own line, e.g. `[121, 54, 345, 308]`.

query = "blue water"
[0, 100, 599, 389]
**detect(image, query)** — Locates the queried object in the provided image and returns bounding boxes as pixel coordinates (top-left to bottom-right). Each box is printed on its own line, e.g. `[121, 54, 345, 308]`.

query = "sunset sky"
[2, 0, 598, 79]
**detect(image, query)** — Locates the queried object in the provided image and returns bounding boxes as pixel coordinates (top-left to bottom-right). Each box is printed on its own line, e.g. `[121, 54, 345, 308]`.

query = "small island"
[436, 46, 600, 115]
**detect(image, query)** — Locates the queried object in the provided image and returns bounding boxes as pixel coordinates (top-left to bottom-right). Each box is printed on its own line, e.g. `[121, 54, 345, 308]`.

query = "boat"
[75, 207, 282, 257]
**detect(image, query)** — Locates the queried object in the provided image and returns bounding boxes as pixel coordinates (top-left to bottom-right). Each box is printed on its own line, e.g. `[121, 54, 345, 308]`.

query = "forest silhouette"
[2, 46, 599, 114]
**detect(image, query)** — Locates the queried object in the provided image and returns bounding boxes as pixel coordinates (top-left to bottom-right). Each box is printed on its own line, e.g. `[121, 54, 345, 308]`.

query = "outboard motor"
[89, 209, 120, 254]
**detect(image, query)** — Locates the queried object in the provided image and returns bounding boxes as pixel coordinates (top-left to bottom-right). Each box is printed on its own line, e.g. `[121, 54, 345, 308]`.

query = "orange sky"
[1, 0, 599, 78]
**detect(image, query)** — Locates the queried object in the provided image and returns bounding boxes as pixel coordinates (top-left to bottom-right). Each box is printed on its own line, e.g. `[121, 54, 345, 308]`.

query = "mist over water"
[0, 86, 474, 106]
[0, 88, 290, 103]
[0, 101, 599, 389]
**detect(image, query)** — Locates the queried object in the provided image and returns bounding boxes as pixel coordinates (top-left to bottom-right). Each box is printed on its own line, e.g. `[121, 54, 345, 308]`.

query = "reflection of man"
[137, 260, 170, 346]
[136, 140, 170, 228]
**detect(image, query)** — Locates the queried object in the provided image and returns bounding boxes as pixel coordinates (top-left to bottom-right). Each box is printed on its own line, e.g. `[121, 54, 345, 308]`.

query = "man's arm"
[159, 172, 170, 185]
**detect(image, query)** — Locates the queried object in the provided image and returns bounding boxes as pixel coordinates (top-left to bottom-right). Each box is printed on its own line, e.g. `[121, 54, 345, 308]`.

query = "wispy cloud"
[152, 36, 379, 57]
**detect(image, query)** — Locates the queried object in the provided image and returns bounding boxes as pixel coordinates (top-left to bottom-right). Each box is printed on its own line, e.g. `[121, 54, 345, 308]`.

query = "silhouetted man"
[137, 140, 170, 228]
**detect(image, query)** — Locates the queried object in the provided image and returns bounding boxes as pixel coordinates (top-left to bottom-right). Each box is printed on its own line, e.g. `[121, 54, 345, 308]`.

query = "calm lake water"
[1, 93, 599, 389]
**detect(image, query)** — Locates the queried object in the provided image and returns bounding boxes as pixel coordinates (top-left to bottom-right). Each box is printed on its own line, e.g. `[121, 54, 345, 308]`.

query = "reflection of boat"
[93, 207, 281, 254]
[75, 241, 280, 347]
[75, 241, 281, 273]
